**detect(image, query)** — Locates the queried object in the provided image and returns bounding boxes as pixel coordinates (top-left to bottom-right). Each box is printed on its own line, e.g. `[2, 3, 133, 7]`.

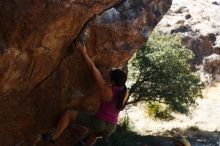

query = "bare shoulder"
[100, 85, 113, 101]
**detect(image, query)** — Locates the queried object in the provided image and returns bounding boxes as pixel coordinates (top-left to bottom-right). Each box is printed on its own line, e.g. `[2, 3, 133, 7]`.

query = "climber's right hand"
[76, 42, 86, 53]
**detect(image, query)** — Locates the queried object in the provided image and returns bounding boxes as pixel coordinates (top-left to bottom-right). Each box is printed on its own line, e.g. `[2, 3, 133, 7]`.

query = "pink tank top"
[95, 86, 123, 124]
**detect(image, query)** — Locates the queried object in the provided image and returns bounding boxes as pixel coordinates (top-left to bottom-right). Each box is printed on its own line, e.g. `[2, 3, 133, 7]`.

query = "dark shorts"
[75, 111, 116, 137]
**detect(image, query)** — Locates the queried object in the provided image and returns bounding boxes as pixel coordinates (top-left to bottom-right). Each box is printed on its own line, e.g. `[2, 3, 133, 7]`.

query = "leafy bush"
[145, 102, 174, 120]
[95, 115, 139, 146]
[128, 31, 203, 114]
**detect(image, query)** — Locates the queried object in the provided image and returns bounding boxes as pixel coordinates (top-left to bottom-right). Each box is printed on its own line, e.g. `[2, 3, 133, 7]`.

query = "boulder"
[200, 54, 220, 84]
[203, 54, 220, 75]
[157, 0, 220, 68]
[0, 0, 172, 145]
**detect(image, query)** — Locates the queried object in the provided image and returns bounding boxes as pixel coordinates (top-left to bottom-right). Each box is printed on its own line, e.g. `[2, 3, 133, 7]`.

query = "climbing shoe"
[41, 132, 56, 144]
[75, 140, 85, 146]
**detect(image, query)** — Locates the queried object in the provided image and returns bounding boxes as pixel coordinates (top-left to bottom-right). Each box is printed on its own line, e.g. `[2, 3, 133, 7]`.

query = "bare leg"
[77, 126, 89, 140]
[66, 94, 99, 113]
[84, 133, 98, 146]
[52, 110, 77, 140]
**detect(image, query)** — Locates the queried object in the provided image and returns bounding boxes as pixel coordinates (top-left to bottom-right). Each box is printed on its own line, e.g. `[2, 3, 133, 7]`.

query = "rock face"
[157, 0, 220, 68]
[203, 54, 220, 75]
[0, 0, 171, 145]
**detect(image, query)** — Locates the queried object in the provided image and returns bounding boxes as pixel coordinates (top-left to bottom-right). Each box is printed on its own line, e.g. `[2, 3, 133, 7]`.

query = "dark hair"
[110, 69, 129, 111]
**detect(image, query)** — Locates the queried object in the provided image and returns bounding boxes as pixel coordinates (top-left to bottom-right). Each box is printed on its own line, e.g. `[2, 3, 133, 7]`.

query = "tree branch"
[126, 98, 150, 105]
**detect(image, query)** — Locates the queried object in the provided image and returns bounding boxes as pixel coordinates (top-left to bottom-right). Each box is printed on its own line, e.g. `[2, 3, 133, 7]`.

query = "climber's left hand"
[76, 42, 86, 53]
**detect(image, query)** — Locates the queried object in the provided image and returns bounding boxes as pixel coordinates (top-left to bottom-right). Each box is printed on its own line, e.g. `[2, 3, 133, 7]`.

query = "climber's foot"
[74, 140, 85, 146]
[32, 134, 42, 146]
[78, 140, 85, 146]
[41, 132, 56, 144]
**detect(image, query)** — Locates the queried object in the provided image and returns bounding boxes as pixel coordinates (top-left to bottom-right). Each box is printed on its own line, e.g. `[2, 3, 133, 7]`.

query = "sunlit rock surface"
[157, 0, 220, 67]
[203, 54, 220, 74]
[0, 0, 171, 145]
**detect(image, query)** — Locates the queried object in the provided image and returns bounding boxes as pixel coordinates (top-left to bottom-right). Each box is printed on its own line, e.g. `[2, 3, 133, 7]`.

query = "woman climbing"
[42, 42, 129, 146]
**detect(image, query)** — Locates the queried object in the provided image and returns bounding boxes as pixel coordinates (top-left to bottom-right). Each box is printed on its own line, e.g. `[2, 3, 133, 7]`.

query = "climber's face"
[109, 80, 116, 87]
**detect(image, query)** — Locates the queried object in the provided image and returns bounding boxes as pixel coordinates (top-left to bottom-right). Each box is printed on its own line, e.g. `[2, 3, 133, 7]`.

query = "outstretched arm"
[123, 90, 129, 105]
[76, 42, 112, 101]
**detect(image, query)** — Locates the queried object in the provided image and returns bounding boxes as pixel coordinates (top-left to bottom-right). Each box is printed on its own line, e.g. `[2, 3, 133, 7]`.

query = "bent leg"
[52, 110, 77, 140]
[66, 95, 99, 113]
[84, 133, 98, 146]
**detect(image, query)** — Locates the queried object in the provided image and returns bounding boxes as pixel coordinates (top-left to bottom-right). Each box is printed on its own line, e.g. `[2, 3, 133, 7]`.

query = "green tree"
[127, 31, 203, 113]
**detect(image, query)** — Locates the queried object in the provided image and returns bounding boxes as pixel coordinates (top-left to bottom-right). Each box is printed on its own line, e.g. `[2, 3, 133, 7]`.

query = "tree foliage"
[128, 31, 203, 113]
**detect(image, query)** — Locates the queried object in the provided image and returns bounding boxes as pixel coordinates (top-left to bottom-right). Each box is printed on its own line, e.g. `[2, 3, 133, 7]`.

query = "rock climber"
[42, 42, 129, 146]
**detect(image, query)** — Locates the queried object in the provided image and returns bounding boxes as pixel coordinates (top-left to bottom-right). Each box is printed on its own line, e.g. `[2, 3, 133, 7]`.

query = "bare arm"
[76, 42, 112, 101]
[123, 90, 129, 105]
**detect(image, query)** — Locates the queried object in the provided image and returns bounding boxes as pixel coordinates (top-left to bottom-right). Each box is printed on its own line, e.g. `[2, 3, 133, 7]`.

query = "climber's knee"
[86, 105, 96, 113]
[63, 109, 77, 122]
[84, 132, 98, 146]
[82, 102, 98, 113]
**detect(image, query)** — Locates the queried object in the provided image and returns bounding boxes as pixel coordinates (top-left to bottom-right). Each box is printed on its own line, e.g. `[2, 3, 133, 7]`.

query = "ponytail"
[109, 69, 128, 111]
[116, 85, 129, 111]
